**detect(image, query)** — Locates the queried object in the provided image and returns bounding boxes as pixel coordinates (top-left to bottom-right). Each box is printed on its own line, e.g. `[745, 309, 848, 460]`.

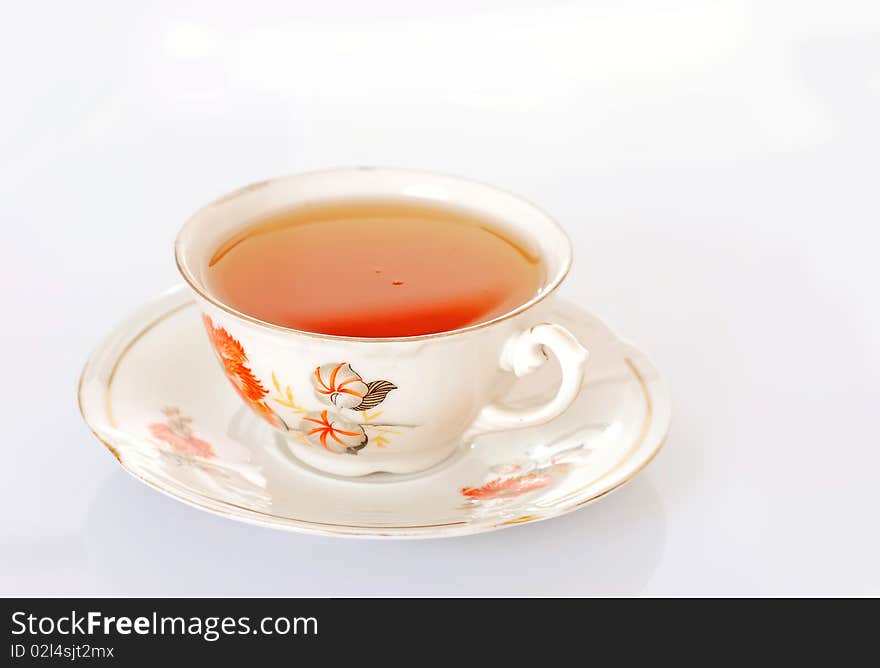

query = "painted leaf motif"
[460, 472, 552, 501]
[353, 380, 398, 411]
[202, 315, 281, 428]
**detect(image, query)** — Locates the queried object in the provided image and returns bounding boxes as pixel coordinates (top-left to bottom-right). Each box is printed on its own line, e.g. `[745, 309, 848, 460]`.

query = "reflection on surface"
[83, 469, 666, 595]
[459, 442, 595, 522]
[109, 406, 272, 512]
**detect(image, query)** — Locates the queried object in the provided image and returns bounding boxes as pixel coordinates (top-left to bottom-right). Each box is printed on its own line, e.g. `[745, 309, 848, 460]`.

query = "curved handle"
[463, 322, 589, 442]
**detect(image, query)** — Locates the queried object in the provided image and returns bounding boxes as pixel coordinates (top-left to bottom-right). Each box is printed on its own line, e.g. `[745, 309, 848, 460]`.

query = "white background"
[2, 0, 879, 595]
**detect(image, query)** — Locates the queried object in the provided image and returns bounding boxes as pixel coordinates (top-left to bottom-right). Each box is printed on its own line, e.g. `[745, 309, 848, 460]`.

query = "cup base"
[277, 431, 470, 479]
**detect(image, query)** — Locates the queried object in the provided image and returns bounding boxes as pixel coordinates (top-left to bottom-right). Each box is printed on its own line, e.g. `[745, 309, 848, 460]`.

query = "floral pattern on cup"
[302, 362, 399, 454]
[202, 315, 282, 428]
[299, 409, 368, 454]
[312, 362, 397, 410]
[148, 406, 215, 458]
[200, 316, 402, 455]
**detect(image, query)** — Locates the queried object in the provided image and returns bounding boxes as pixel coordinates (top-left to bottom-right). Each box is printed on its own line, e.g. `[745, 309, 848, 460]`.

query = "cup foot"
[274, 431, 469, 480]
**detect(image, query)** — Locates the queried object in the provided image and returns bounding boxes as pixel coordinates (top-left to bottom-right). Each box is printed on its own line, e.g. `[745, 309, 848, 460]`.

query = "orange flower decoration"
[148, 407, 215, 458]
[311, 361, 397, 411]
[149, 423, 215, 458]
[299, 410, 367, 454]
[202, 315, 280, 427]
[461, 472, 551, 501]
[312, 362, 369, 409]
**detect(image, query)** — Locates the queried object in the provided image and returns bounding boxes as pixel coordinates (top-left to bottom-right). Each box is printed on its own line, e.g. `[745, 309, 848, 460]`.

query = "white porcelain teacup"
[175, 168, 588, 476]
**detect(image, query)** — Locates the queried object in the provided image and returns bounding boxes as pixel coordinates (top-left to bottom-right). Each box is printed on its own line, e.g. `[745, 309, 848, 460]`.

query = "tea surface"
[206, 200, 542, 337]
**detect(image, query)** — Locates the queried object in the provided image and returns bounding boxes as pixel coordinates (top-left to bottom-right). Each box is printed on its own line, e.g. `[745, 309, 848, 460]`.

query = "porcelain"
[176, 168, 589, 476]
[78, 286, 670, 539]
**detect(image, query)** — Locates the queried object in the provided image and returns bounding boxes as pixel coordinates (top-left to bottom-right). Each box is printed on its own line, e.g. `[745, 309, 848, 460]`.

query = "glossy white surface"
[2, 0, 879, 593]
[78, 287, 667, 537]
[177, 168, 585, 476]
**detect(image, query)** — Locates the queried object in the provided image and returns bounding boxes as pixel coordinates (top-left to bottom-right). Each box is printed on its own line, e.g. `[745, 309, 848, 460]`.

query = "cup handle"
[463, 322, 589, 442]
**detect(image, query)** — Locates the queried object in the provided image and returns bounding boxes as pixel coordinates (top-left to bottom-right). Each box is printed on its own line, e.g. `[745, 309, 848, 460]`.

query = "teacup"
[175, 168, 588, 476]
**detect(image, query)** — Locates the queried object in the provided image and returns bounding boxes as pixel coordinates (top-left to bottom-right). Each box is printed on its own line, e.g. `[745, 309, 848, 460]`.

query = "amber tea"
[206, 199, 543, 338]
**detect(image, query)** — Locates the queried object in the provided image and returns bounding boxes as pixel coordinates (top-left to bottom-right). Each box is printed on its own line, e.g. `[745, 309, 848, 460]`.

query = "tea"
[206, 200, 543, 337]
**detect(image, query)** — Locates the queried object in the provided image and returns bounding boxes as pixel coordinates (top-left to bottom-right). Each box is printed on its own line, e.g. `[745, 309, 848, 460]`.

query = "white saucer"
[78, 286, 670, 539]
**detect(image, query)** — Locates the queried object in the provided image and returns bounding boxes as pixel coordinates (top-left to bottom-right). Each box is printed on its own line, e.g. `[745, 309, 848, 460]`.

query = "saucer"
[78, 285, 670, 539]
